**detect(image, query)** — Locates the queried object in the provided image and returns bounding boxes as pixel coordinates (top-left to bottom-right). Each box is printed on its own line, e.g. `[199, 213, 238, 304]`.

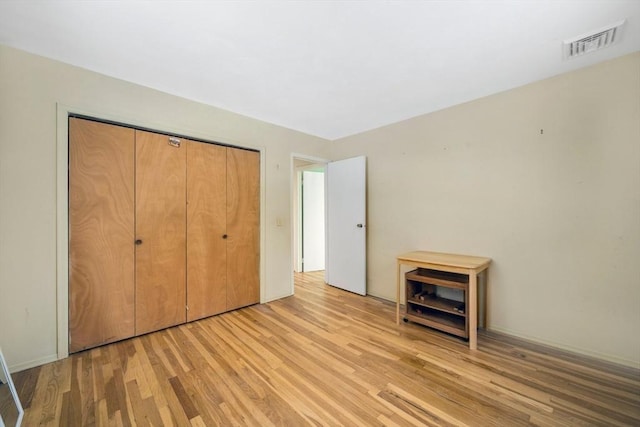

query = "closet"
[69, 117, 259, 353]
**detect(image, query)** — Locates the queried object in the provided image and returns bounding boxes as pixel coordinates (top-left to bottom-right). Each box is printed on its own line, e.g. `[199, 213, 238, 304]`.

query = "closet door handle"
[222, 234, 228, 239]
[135, 239, 143, 245]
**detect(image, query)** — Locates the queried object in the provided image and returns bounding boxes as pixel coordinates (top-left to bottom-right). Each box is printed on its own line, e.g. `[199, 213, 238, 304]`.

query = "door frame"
[56, 103, 267, 360]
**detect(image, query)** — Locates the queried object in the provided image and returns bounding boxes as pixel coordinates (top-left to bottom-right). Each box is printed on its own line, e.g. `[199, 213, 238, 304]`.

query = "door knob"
[135, 239, 143, 245]
[357, 224, 363, 228]
[222, 234, 228, 239]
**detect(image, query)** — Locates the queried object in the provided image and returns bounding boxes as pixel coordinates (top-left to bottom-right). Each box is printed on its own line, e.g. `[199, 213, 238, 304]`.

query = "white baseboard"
[488, 326, 639, 369]
[10, 353, 58, 374]
[262, 292, 294, 304]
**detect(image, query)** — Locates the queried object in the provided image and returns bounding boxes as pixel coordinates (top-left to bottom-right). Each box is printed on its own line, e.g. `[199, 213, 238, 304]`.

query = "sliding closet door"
[226, 148, 260, 310]
[69, 118, 135, 352]
[186, 141, 227, 321]
[135, 131, 186, 334]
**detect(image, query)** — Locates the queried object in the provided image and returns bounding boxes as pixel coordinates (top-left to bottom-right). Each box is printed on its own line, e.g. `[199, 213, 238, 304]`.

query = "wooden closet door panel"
[186, 141, 227, 321]
[226, 148, 260, 310]
[69, 118, 135, 352]
[135, 130, 186, 335]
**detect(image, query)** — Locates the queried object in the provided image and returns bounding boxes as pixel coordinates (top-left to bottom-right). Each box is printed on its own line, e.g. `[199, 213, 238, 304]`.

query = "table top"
[397, 250, 491, 271]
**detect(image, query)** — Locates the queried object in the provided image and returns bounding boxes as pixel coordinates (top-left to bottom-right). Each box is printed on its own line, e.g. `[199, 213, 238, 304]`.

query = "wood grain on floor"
[10, 271, 640, 426]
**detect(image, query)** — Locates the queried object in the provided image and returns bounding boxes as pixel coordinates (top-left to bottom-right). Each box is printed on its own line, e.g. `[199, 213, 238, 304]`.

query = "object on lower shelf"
[454, 303, 465, 314]
[413, 290, 433, 301]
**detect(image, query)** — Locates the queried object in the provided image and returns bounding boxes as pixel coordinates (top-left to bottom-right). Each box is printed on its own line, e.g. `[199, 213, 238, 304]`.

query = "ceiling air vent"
[563, 20, 625, 59]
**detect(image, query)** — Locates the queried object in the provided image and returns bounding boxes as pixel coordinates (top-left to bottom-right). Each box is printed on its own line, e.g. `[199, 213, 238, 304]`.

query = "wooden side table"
[396, 251, 491, 350]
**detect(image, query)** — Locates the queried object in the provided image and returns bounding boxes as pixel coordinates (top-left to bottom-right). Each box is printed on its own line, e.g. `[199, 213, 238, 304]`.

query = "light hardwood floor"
[11, 271, 640, 426]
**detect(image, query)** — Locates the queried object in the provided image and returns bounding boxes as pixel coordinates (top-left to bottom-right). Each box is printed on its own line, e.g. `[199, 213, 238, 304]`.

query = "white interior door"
[326, 156, 366, 295]
[302, 170, 325, 271]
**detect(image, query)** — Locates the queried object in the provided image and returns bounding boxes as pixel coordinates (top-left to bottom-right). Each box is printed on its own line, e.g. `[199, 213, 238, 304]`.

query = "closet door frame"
[55, 105, 265, 361]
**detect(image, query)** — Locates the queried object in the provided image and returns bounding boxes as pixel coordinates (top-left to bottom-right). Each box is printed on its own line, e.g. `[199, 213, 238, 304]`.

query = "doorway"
[293, 158, 326, 273]
[290, 154, 367, 297]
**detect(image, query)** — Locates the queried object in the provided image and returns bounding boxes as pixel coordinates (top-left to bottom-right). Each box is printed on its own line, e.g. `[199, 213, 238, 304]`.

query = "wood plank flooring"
[10, 271, 640, 426]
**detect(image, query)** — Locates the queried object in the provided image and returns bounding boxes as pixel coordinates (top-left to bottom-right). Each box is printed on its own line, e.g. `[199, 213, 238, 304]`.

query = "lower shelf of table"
[404, 307, 468, 338]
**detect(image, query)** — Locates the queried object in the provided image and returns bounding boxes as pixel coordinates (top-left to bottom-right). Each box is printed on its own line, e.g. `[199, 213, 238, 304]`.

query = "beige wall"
[330, 52, 640, 367]
[2, 43, 638, 371]
[0, 45, 329, 370]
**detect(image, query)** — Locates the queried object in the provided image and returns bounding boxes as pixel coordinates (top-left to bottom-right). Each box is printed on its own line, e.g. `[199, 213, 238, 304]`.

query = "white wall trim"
[55, 104, 70, 360]
[488, 326, 640, 369]
[9, 354, 58, 374]
[56, 103, 267, 360]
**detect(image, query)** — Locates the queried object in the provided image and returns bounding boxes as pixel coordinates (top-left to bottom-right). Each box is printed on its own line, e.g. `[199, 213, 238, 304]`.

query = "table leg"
[469, 271, 478, 350]
[482, 270, 488, 329]
[396, 261, 401, 324]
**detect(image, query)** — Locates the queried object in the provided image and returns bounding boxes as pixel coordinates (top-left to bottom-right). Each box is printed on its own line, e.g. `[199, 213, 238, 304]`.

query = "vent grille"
[564, 20, 625, 59]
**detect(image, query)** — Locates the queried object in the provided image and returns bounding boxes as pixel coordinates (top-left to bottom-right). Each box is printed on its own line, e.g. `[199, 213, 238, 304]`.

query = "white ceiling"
[1, 1, 639, 140]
